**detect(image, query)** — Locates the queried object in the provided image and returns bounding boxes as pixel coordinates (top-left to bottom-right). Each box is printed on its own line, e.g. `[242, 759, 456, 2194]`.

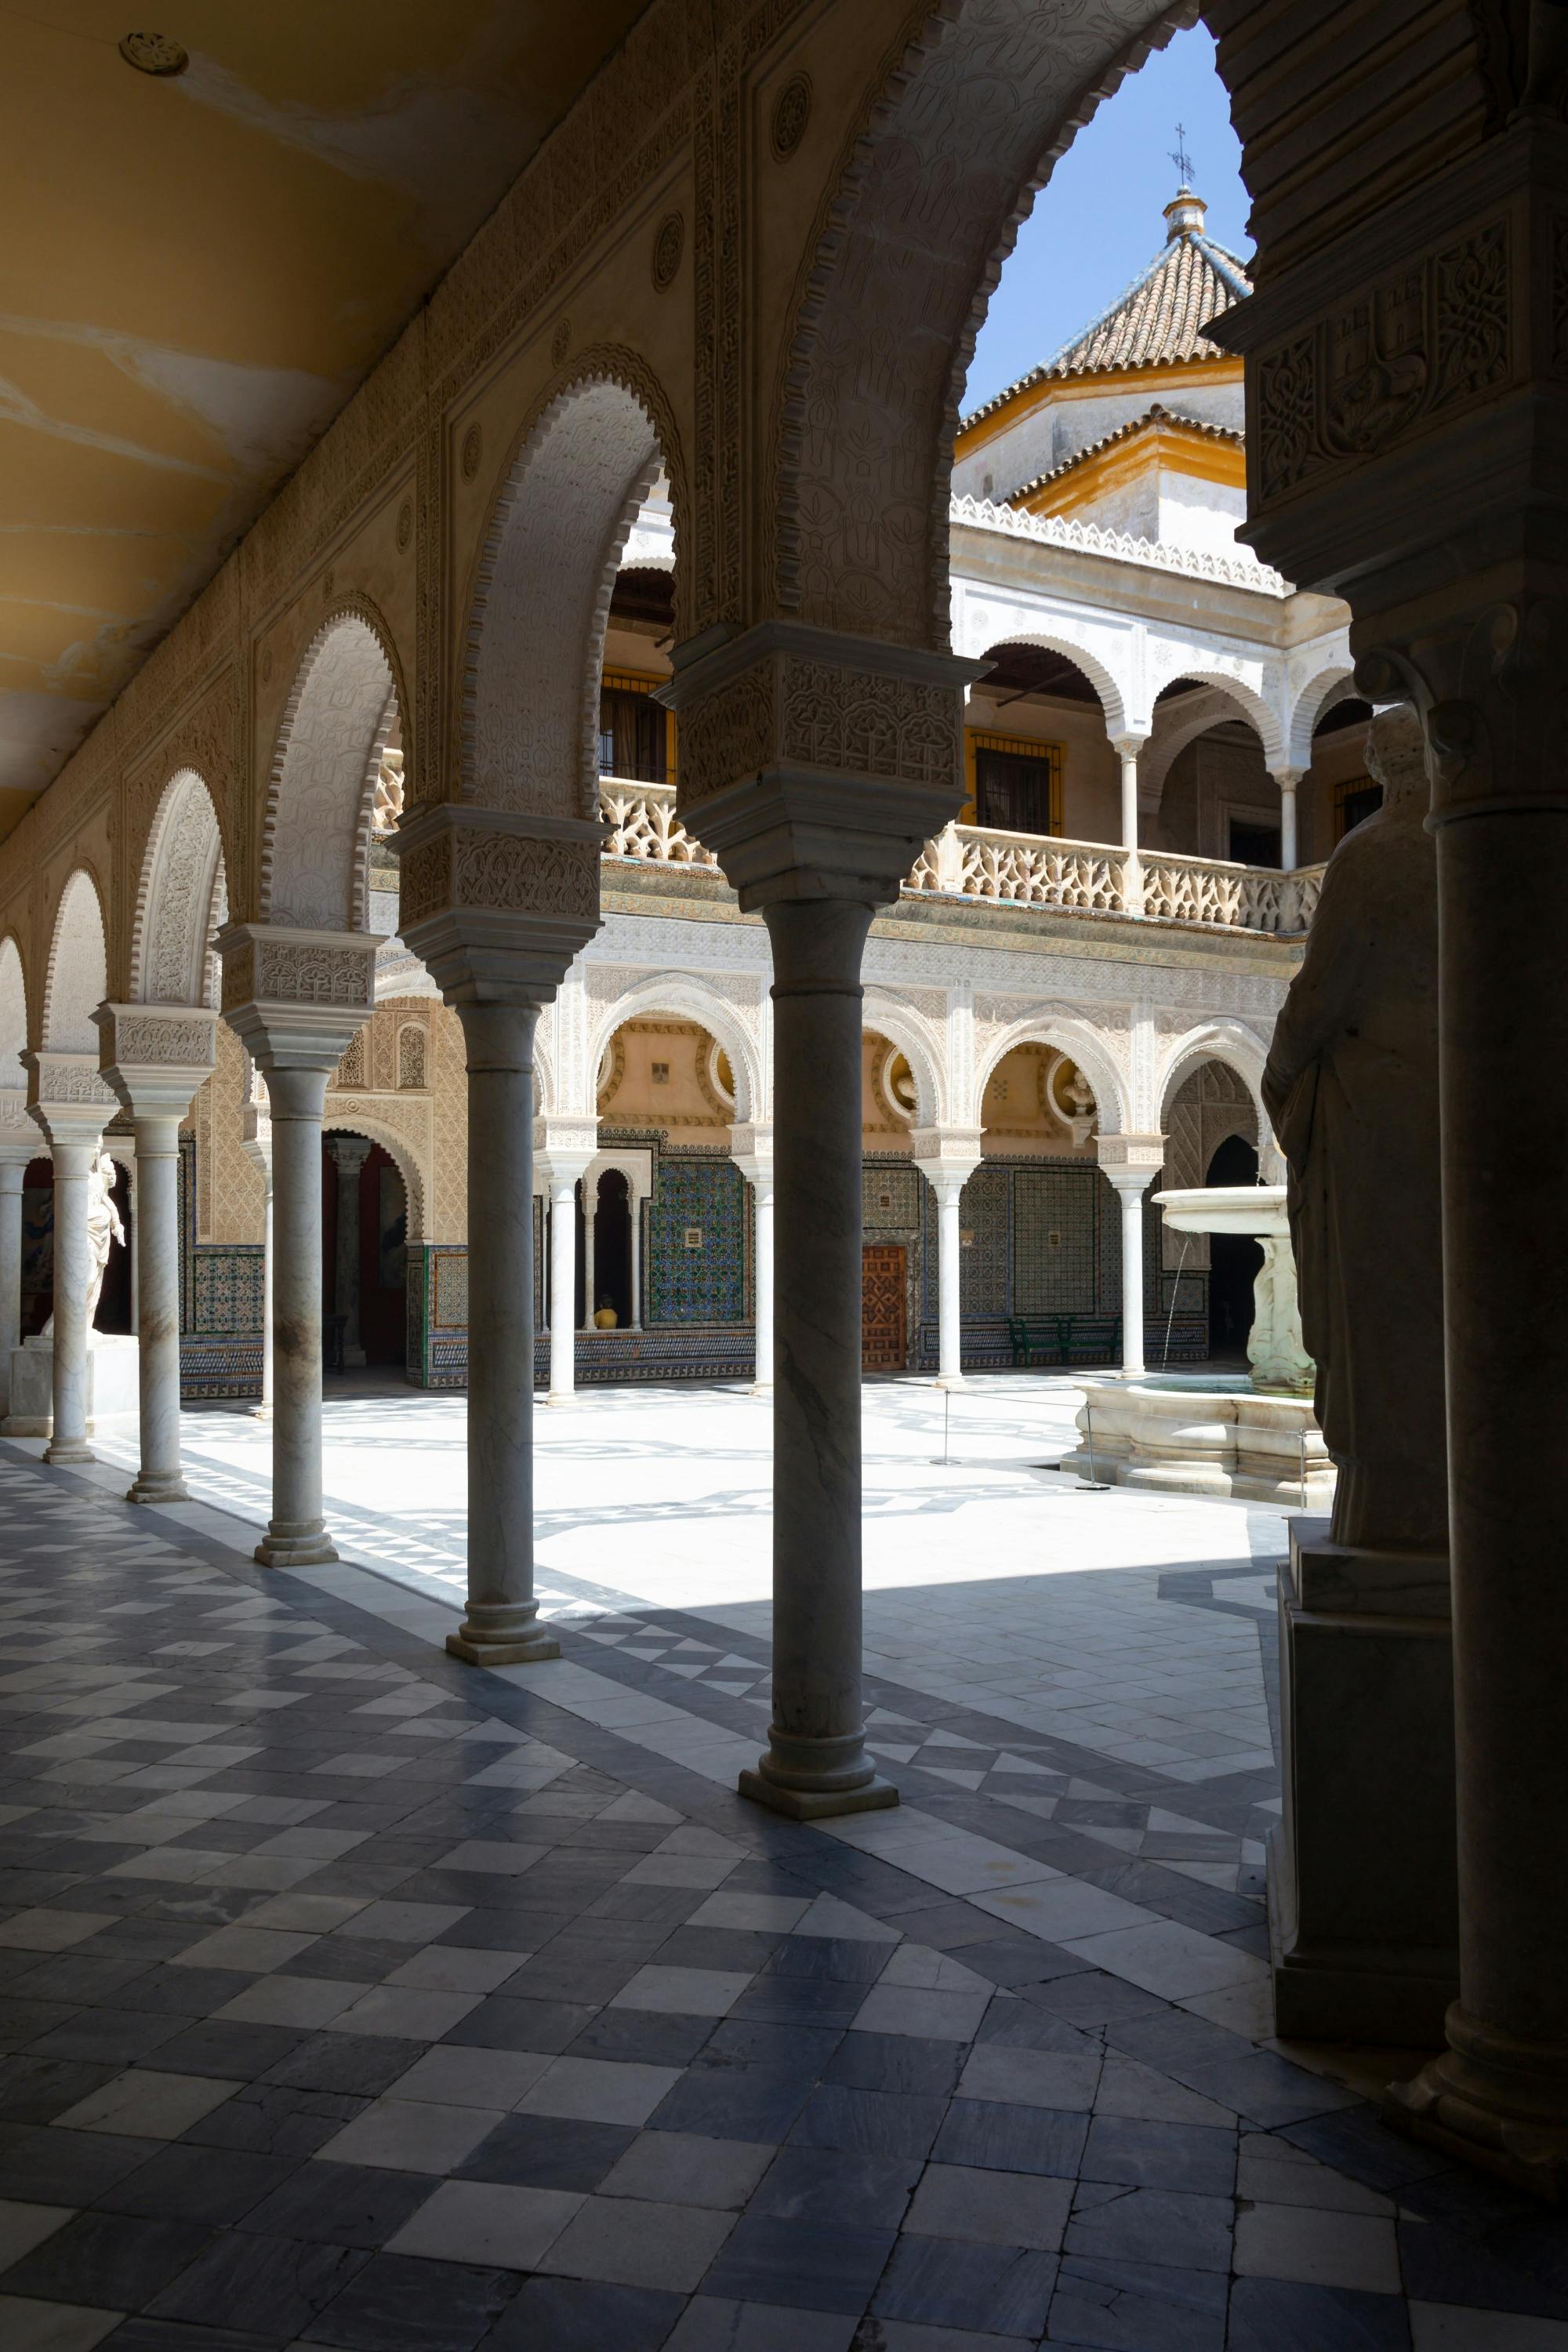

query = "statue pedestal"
[1269, 1516, 1457, 2044]
[2, 1333, 140, 1439]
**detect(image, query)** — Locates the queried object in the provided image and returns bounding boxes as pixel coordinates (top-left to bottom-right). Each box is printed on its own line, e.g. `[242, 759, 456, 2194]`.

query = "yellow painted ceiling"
[0, 1, 649, 834]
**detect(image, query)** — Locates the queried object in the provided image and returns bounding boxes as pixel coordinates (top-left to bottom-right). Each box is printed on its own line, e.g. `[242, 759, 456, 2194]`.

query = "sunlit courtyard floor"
[90, 1372, 1283, 1794]
[4, 1378, 1566, 2346]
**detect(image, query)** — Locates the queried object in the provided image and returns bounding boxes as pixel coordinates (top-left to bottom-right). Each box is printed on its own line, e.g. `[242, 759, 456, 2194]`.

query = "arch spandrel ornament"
[769, 0, 1196, 653]
[260, 605, 403, 938]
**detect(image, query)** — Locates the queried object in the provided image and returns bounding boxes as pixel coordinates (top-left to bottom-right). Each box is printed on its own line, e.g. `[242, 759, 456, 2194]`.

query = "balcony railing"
[599, 780, 1324, 938]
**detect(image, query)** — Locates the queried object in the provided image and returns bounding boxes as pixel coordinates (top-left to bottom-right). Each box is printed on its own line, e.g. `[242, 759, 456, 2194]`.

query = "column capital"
[327, 1134, 375, 1169]
[0, 1087, 36, 1165]
[910, 1127, 984, 1190]
[23, 1051, 114, 1148]
[658, 619, 984, 909]
[1109, 731, 1149, 760]
[1096, 1133, 1165, 1190]
[535, 1116, 598, 1192]
[389, 801, 601, 1003]
[217, 922, 379, 1074]
[728, 1121, 774, 1185]
[95, 1003, 217, 1124]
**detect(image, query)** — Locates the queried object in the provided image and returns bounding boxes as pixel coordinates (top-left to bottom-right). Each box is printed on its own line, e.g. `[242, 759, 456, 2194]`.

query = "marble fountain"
[1061, 1183, 1336, 1508]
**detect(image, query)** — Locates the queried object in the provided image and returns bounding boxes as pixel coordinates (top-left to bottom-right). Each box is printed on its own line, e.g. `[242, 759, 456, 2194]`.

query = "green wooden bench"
[1007, 1312, 1123, 1368]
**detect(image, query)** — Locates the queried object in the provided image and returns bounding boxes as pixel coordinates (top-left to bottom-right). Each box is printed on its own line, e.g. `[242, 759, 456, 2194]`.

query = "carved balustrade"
[597, 785, 1323, 938]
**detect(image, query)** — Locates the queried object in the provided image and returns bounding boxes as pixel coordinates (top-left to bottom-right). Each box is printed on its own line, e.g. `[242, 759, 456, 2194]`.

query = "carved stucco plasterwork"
[1256, 220, 1512, 502]
[676, 655, 963, 805]
[325, 1093, 430, 1242]
[132, 769, 227, 1009]
[109, 1016, 215, 1067]
[460, 367, 676, 822]
[262, 614, 397, 933]
[401, 831, 601, 928]
[771, 0, 1194, 648]
[44, 872, 108, 1054]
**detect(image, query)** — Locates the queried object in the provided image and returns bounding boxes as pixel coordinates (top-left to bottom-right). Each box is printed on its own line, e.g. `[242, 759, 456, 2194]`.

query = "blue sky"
[964, 26, 1251, 414]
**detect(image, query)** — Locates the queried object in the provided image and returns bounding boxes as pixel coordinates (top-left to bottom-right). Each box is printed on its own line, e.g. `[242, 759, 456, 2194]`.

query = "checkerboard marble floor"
[1, 1415, 1566, 2349]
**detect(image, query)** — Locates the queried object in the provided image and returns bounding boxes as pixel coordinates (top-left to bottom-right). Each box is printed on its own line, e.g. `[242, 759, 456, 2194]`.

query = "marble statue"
[42, 1152, 125, 1341]
[1262, 706, 1446, 1552]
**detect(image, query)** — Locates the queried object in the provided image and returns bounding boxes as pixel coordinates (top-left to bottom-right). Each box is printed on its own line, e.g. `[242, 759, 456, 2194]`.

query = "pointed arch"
[461, 354, 687, 823]
[43, 869, 108, 1053]
[1156, 1022, 1269, 1146]
[132, 768, 227, 1007]
[0, 935, 27, 1089]
[771, 2, 1198, 647]
[1287, 662, 1359, 768]
[260, 607, 401, 932]
[320, 1109, 427, 1243]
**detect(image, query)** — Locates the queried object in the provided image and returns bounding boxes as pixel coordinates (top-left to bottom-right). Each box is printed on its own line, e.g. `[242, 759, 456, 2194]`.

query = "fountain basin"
[1061, 1179, 1334, 1503]
[1061, 1377, 1334, 1506]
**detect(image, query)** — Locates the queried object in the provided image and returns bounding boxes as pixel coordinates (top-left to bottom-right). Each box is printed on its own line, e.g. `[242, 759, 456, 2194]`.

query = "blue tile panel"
[646, 1154, 750, 1327]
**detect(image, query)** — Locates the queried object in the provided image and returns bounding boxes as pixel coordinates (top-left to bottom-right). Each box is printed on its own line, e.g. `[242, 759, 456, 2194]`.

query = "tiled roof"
[962, 194, 1252, 430]
[1007, 404, 1244, 506]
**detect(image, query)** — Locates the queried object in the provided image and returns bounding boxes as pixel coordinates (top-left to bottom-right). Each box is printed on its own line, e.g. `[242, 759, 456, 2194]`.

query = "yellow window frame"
[964, 728, 1064, 833]
[601, 668, 677, 786]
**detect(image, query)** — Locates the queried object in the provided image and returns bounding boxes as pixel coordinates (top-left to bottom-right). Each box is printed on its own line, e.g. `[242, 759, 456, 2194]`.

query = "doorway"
[1205, 1132, 1261, 1364]
[593, 1168, 633, 1328]
[862, 1243, 906, 1371]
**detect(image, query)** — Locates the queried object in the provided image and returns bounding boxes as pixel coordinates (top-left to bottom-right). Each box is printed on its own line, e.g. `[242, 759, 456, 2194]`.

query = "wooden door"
[862, 1243, 906, 1371]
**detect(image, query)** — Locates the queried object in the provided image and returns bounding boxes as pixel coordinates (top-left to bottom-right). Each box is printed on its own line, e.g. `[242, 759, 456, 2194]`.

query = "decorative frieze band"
[399, 824, 600, 929]
[216, 925, 379, 1018]
[663, 625, 973, 808]
[1254, 218, 1511, 501]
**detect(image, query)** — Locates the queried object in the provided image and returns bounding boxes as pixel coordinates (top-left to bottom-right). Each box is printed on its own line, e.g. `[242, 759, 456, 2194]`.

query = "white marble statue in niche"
[42, 1152, 125, 1339]
[1262, 706, 1446, 1552]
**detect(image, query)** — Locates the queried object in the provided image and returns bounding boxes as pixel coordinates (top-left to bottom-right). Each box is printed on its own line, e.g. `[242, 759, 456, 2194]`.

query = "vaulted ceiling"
[0, 2, 648, 838]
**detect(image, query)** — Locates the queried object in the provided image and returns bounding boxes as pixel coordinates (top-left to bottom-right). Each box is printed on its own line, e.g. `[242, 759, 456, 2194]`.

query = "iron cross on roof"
[1170, 124, 1194, 185]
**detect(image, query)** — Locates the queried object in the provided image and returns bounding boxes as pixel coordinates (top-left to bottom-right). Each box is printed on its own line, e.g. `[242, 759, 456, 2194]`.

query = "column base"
[448, 1628, 562, 1667]
[739, 1764, 899, 1820]
[44, 1439, 93, 1465]
[2, 1415, 49, 1437]
[748, 1380, 774, 1399]
[255, 1526, 340, 1568]
[545, 1392, 574, 1408]
[250, 1404, 272, 1421]
[127, 1475, 191, 1505]
[1385, 2007, 1568, 2202]
[934, 1374, 967, 1392]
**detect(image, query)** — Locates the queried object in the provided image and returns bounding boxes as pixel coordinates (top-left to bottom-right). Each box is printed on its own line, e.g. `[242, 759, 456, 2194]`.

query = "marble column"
[538, 1141, 593, 1402]
[628, 1191, 644, 1332]
[1272, 766, 1304, 870]
[34, 1119, 100, 1463]
[730, 1126, 775, 1397]
[257, 1065, 338, 1563]
[241, 1124, 274, 1420]
[328, 1136, 373, 1367]
[1096, 1141, 1164, 1380]
[96, 1008, 218, 1507]
[581, 1184, 598, 1333]
[218, 921, 379, 1573]
[124, 1120, 184, 1499]
[1113, 735, 1146, 915]
[913, 1133, 982, 1390]
[447, 1000, 559, 1664]
[658, 620, 978, 1819]
[388, 797, 602, 1668]
[549, 1179, 577, 1397]
[744, 898, 895, 1817]
[0, 1146, 29, 1421]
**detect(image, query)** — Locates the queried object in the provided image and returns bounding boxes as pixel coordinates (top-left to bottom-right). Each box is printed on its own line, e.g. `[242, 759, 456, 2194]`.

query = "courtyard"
[0, 1381, 1563, 2346]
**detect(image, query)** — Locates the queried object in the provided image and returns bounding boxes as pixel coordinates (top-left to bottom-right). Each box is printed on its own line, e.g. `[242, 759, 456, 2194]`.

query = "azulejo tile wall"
[178, 1138, 266, 1400]
[646, 1152, 750, 1327]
